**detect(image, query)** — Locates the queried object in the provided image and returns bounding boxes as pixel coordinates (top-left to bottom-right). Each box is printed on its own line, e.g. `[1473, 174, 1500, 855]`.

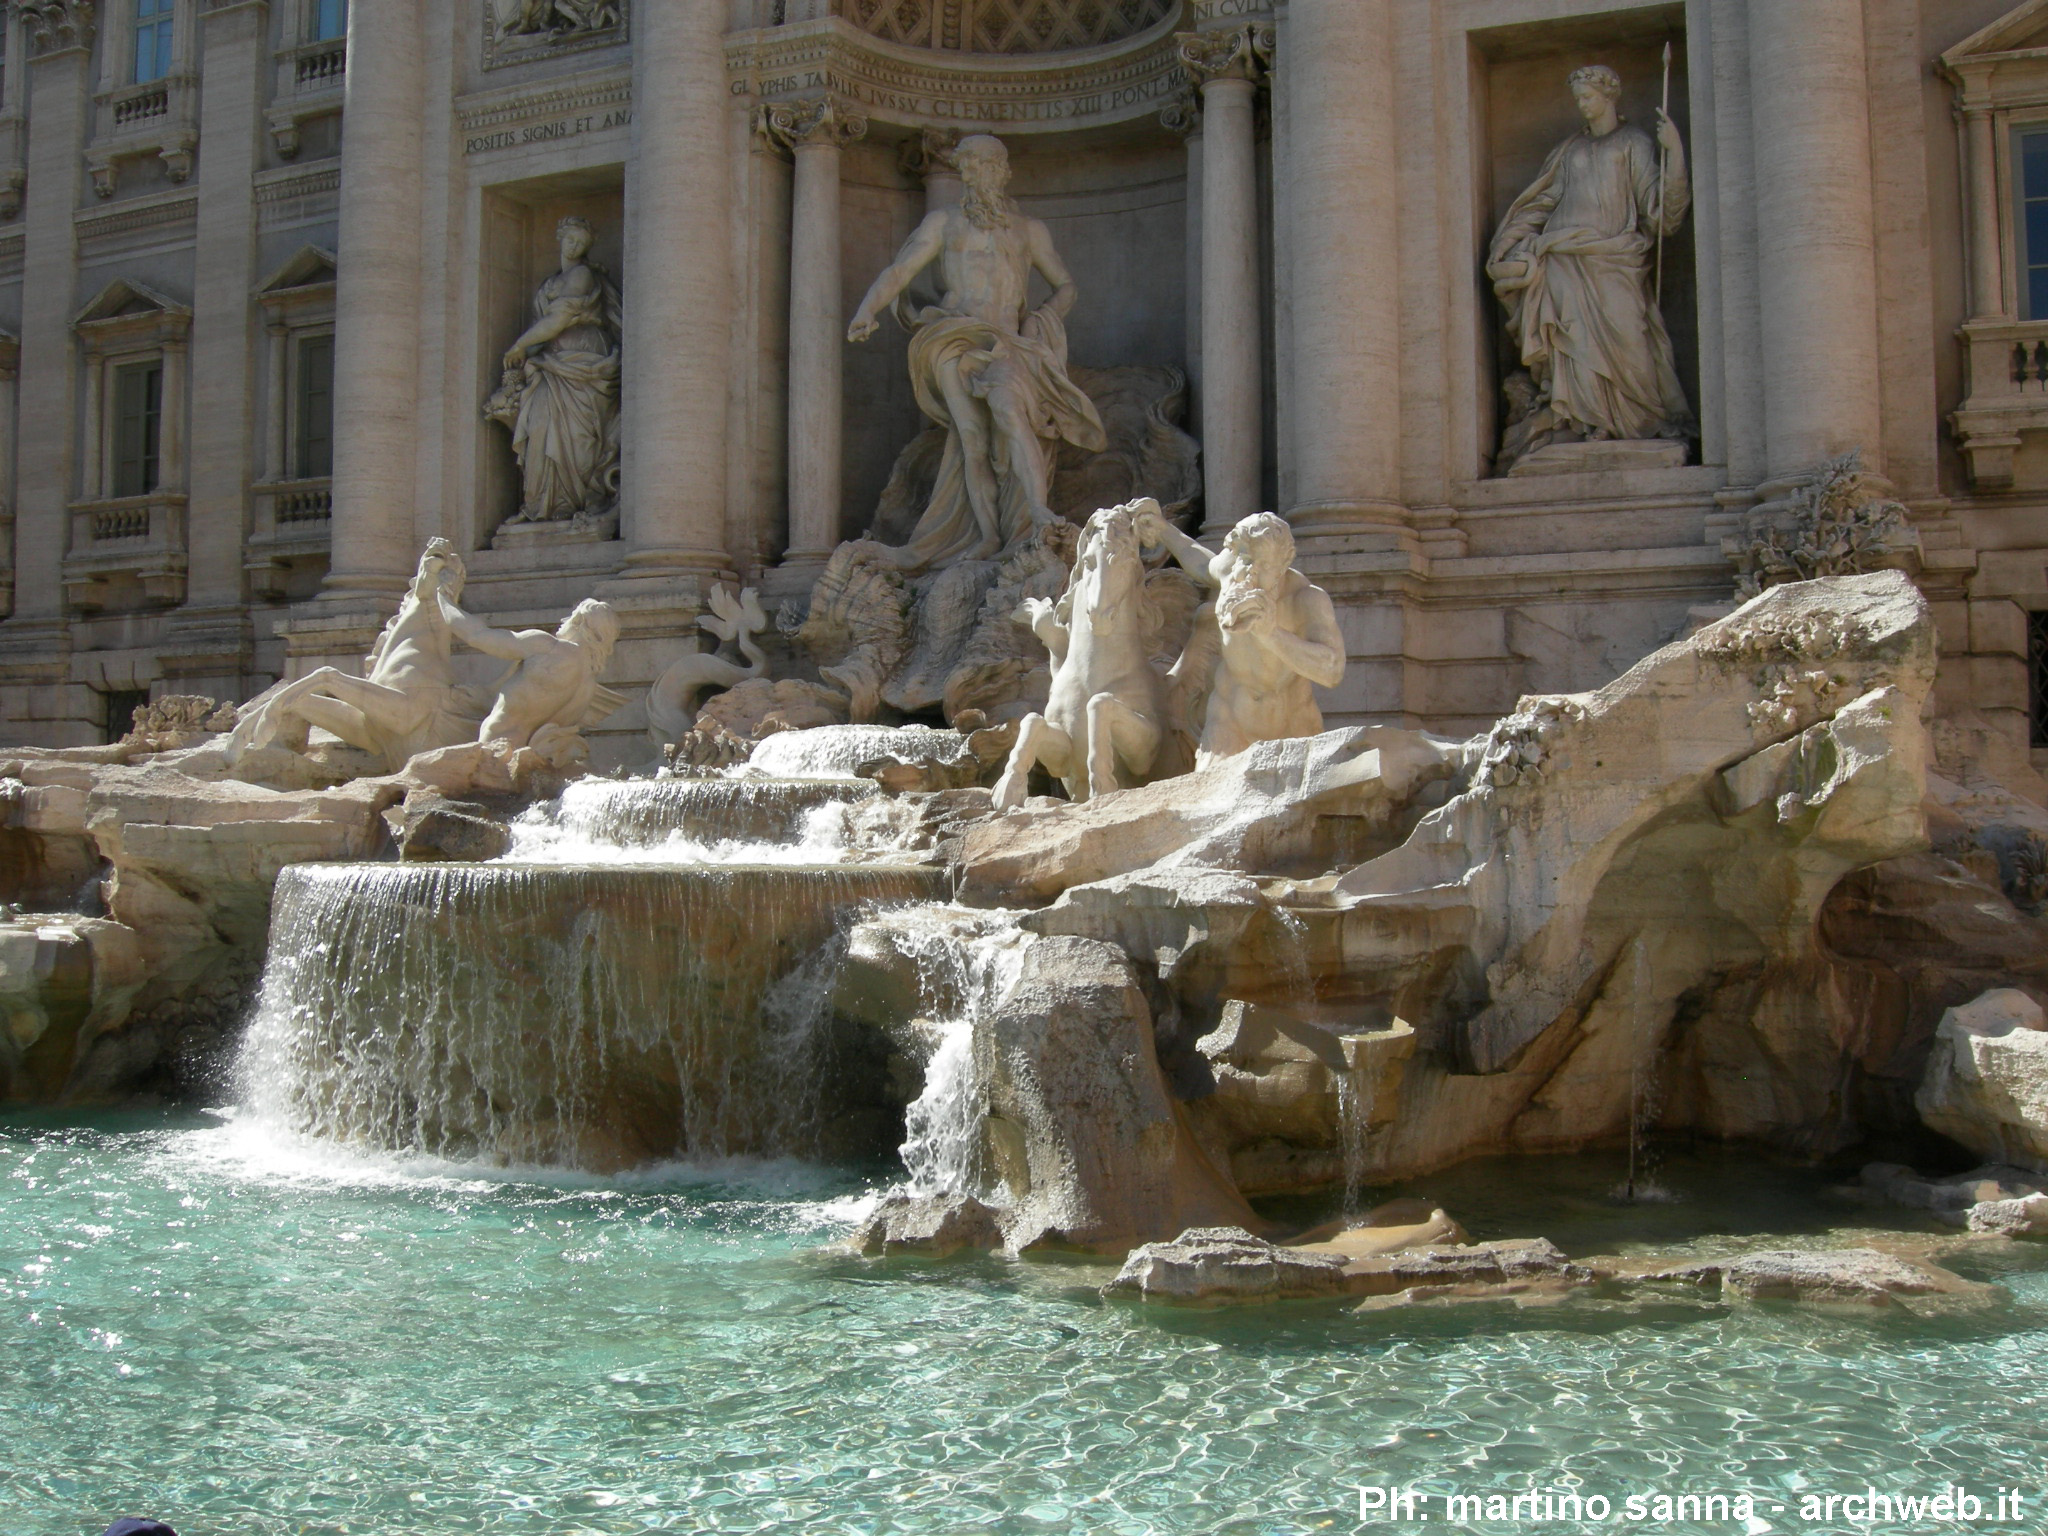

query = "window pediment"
[257, 244, 338, 300]
[74, 278, 189, 347]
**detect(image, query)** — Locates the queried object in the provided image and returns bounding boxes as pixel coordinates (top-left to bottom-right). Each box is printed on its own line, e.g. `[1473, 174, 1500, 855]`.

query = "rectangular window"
[111, 360, 163, 499]
[295, 332, 335, 479]
[133, 0, 174, 85]
[311, 0, 348, 42]
[2032, 611, 2048, 750]
[102, 689, 150, 745]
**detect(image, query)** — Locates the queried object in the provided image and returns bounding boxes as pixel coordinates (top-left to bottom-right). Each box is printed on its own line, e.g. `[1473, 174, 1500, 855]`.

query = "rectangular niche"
[475, 165, 625, 552]
[1468, 5, 1696, 482]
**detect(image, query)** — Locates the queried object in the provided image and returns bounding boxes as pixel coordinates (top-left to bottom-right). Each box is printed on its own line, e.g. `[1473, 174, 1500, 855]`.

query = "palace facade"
[0, 0, 2042, 771]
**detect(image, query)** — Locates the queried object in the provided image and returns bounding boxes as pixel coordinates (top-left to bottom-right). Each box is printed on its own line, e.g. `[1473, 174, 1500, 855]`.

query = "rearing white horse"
[992, 501, 1166, 810]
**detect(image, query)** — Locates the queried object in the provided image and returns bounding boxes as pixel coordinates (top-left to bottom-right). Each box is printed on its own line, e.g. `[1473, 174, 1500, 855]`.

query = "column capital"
[1176, 24, 1271, 92]
[1159, 88, 1202, 139]
[19, 1, 95, 56]
[758, 95, 869, 155]
[897, 127, 961, 182]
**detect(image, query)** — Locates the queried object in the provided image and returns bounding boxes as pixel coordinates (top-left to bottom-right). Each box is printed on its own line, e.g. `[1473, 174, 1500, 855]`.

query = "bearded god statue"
[847, 133, 1107, 572]
[485, 215, 622, 526]
[1486, 65, 1693, 473]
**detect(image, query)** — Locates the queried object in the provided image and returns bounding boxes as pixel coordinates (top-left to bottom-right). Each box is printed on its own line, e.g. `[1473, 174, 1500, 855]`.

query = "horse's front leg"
[992, 712, 1072, 811]
[1084, 692, 1162, 801]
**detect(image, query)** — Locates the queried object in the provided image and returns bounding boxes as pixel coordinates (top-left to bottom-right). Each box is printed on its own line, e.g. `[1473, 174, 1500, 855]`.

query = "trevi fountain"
[6, 3, 2048, 1533]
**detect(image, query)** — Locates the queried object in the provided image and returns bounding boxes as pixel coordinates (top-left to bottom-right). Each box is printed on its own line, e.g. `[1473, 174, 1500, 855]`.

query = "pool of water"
[5, 1110, 2047, 1536]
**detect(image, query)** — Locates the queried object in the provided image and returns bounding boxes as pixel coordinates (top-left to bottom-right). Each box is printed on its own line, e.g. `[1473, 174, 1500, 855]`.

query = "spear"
[1655, 40, 1673, 309]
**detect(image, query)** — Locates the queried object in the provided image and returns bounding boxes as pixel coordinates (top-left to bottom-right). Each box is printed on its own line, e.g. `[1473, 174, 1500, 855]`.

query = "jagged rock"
[961, 726, 1467, 906]
[836, 917, 1256, 1253]
[1102, 1226, 1352, 1302]
[846, 1191, 1006, 1257]
[746, 724, 979, 784]
[1630, 1248, 1974, 1307]
[1857, 1160, 2042, 1217]
[0, 757, 402, 1103]
[1346, 1238, 1584, 1298]
[387, 791, 515, 863]
[1967, 1194, 2048, 1235]
[1916, 989, 2048, 1172]
[840, 789, 995, 865]
[0, 916, 148, 1101]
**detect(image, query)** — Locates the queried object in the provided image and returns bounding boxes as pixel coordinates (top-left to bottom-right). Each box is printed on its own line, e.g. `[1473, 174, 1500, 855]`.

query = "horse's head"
[1071, 503, 1146, 622]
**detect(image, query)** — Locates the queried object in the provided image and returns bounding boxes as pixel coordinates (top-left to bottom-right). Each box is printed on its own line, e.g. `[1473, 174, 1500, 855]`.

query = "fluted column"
[765, 96, 866, 567]
[617, 0, 734, 582]
[1749, 0, 1883, 478]
[321, 0, 425, 602]
[1284, 0, 1403, 538]
[1179, 27, 1266, 535]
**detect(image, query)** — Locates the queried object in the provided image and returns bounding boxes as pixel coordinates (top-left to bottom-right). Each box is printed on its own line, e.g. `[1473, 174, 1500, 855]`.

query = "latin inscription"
[464, 108, 632, 156]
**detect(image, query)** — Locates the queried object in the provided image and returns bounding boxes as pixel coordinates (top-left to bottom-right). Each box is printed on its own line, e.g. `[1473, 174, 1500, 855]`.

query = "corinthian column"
[765, 96, 867, 568]
[321, 0, 425, 603]
[617, 0, 734, 584]
[1284, 0, 1403, 539]
[1748, 0, 1883, 478]
[1178, 26, 1266, 536]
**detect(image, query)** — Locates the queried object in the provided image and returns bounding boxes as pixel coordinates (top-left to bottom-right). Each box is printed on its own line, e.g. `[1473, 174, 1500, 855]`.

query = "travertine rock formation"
[1916, 989, 2048, 1173]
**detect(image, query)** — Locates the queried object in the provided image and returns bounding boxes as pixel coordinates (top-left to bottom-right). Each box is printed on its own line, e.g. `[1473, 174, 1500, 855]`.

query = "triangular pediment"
[256, 244, 337, 295]
[1944, 0, 2048, 66]
[73, 277, 187, 327]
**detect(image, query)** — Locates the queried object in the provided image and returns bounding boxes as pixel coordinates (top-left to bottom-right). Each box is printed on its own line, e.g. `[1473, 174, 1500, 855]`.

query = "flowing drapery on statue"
[485, 216, 622, 524]
[849, 134, 1107, 572]
[1487, 65, 1692, 469]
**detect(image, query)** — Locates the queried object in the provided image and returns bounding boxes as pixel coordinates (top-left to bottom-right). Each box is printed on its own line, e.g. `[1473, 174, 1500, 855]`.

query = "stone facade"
[0, 0, 2039, 770]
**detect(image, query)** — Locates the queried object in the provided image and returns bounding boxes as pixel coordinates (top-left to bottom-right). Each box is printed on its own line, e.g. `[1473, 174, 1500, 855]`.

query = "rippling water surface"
[5, 1111, 2046, 1536]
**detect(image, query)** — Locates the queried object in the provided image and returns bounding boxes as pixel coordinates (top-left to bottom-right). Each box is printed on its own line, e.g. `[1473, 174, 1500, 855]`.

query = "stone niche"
[1470, 6, 1698, 479]
[836, 121, 1192, 544]
[475, 166, 625, 553]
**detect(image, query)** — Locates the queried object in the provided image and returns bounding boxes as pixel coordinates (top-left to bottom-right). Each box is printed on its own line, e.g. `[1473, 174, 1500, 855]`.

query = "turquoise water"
[5, 1111, 2048, 1536]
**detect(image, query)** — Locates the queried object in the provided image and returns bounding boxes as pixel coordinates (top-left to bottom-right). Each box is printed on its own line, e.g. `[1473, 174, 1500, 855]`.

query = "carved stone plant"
[1729, 450, 1921, 601]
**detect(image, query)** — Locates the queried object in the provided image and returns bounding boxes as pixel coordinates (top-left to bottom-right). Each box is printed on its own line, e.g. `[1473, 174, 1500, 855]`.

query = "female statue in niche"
[1487, 64, 1693, 472]
[485, 215, 622, 525]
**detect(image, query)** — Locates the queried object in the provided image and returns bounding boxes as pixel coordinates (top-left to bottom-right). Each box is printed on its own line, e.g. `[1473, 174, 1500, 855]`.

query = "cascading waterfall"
[239, 775, 947, 1172]
[506, 776, 880, 862]
[878, 908, 1029, 1201]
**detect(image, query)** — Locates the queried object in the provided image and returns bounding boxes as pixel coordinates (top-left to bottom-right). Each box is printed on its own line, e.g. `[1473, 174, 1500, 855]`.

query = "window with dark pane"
[133, 0, 175, 85]
[112, 360, 163, 499]
[101, 689, 150, 745]
[1, 25, 9, 113]
[312, 0, 349, 42]
[2031, 611, 2048, 749]
[295, 333, 335, 479]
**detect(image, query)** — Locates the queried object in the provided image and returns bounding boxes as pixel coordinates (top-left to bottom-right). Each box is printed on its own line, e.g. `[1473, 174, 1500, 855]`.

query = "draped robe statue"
[1487, 65, 1693, 470]
[847, 134, 1106, 572]
[485, 215, 622, 524]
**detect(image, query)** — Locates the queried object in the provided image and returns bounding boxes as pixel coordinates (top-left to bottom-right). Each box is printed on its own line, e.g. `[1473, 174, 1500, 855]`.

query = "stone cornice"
[726, 13, 1187, 134]
[454, 69, 631, 135]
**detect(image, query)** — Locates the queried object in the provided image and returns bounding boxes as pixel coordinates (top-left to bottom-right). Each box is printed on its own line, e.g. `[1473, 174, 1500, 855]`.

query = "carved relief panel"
[833, 0, 1172, 54]
[485, 0, 628, 71]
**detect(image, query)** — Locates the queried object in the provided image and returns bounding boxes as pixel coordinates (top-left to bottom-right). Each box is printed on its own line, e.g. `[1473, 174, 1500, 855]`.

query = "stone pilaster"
[614, 0, 735, 588]
[1178, 25, 1266, 535]
[764, 95, 867, 568]
[1282, 0, 1406, 546]
[170, 0, 269, 687]
[10, 7, 91, 630]
[1748, 0, 1883, 480]
[321, 0, 425, 605]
